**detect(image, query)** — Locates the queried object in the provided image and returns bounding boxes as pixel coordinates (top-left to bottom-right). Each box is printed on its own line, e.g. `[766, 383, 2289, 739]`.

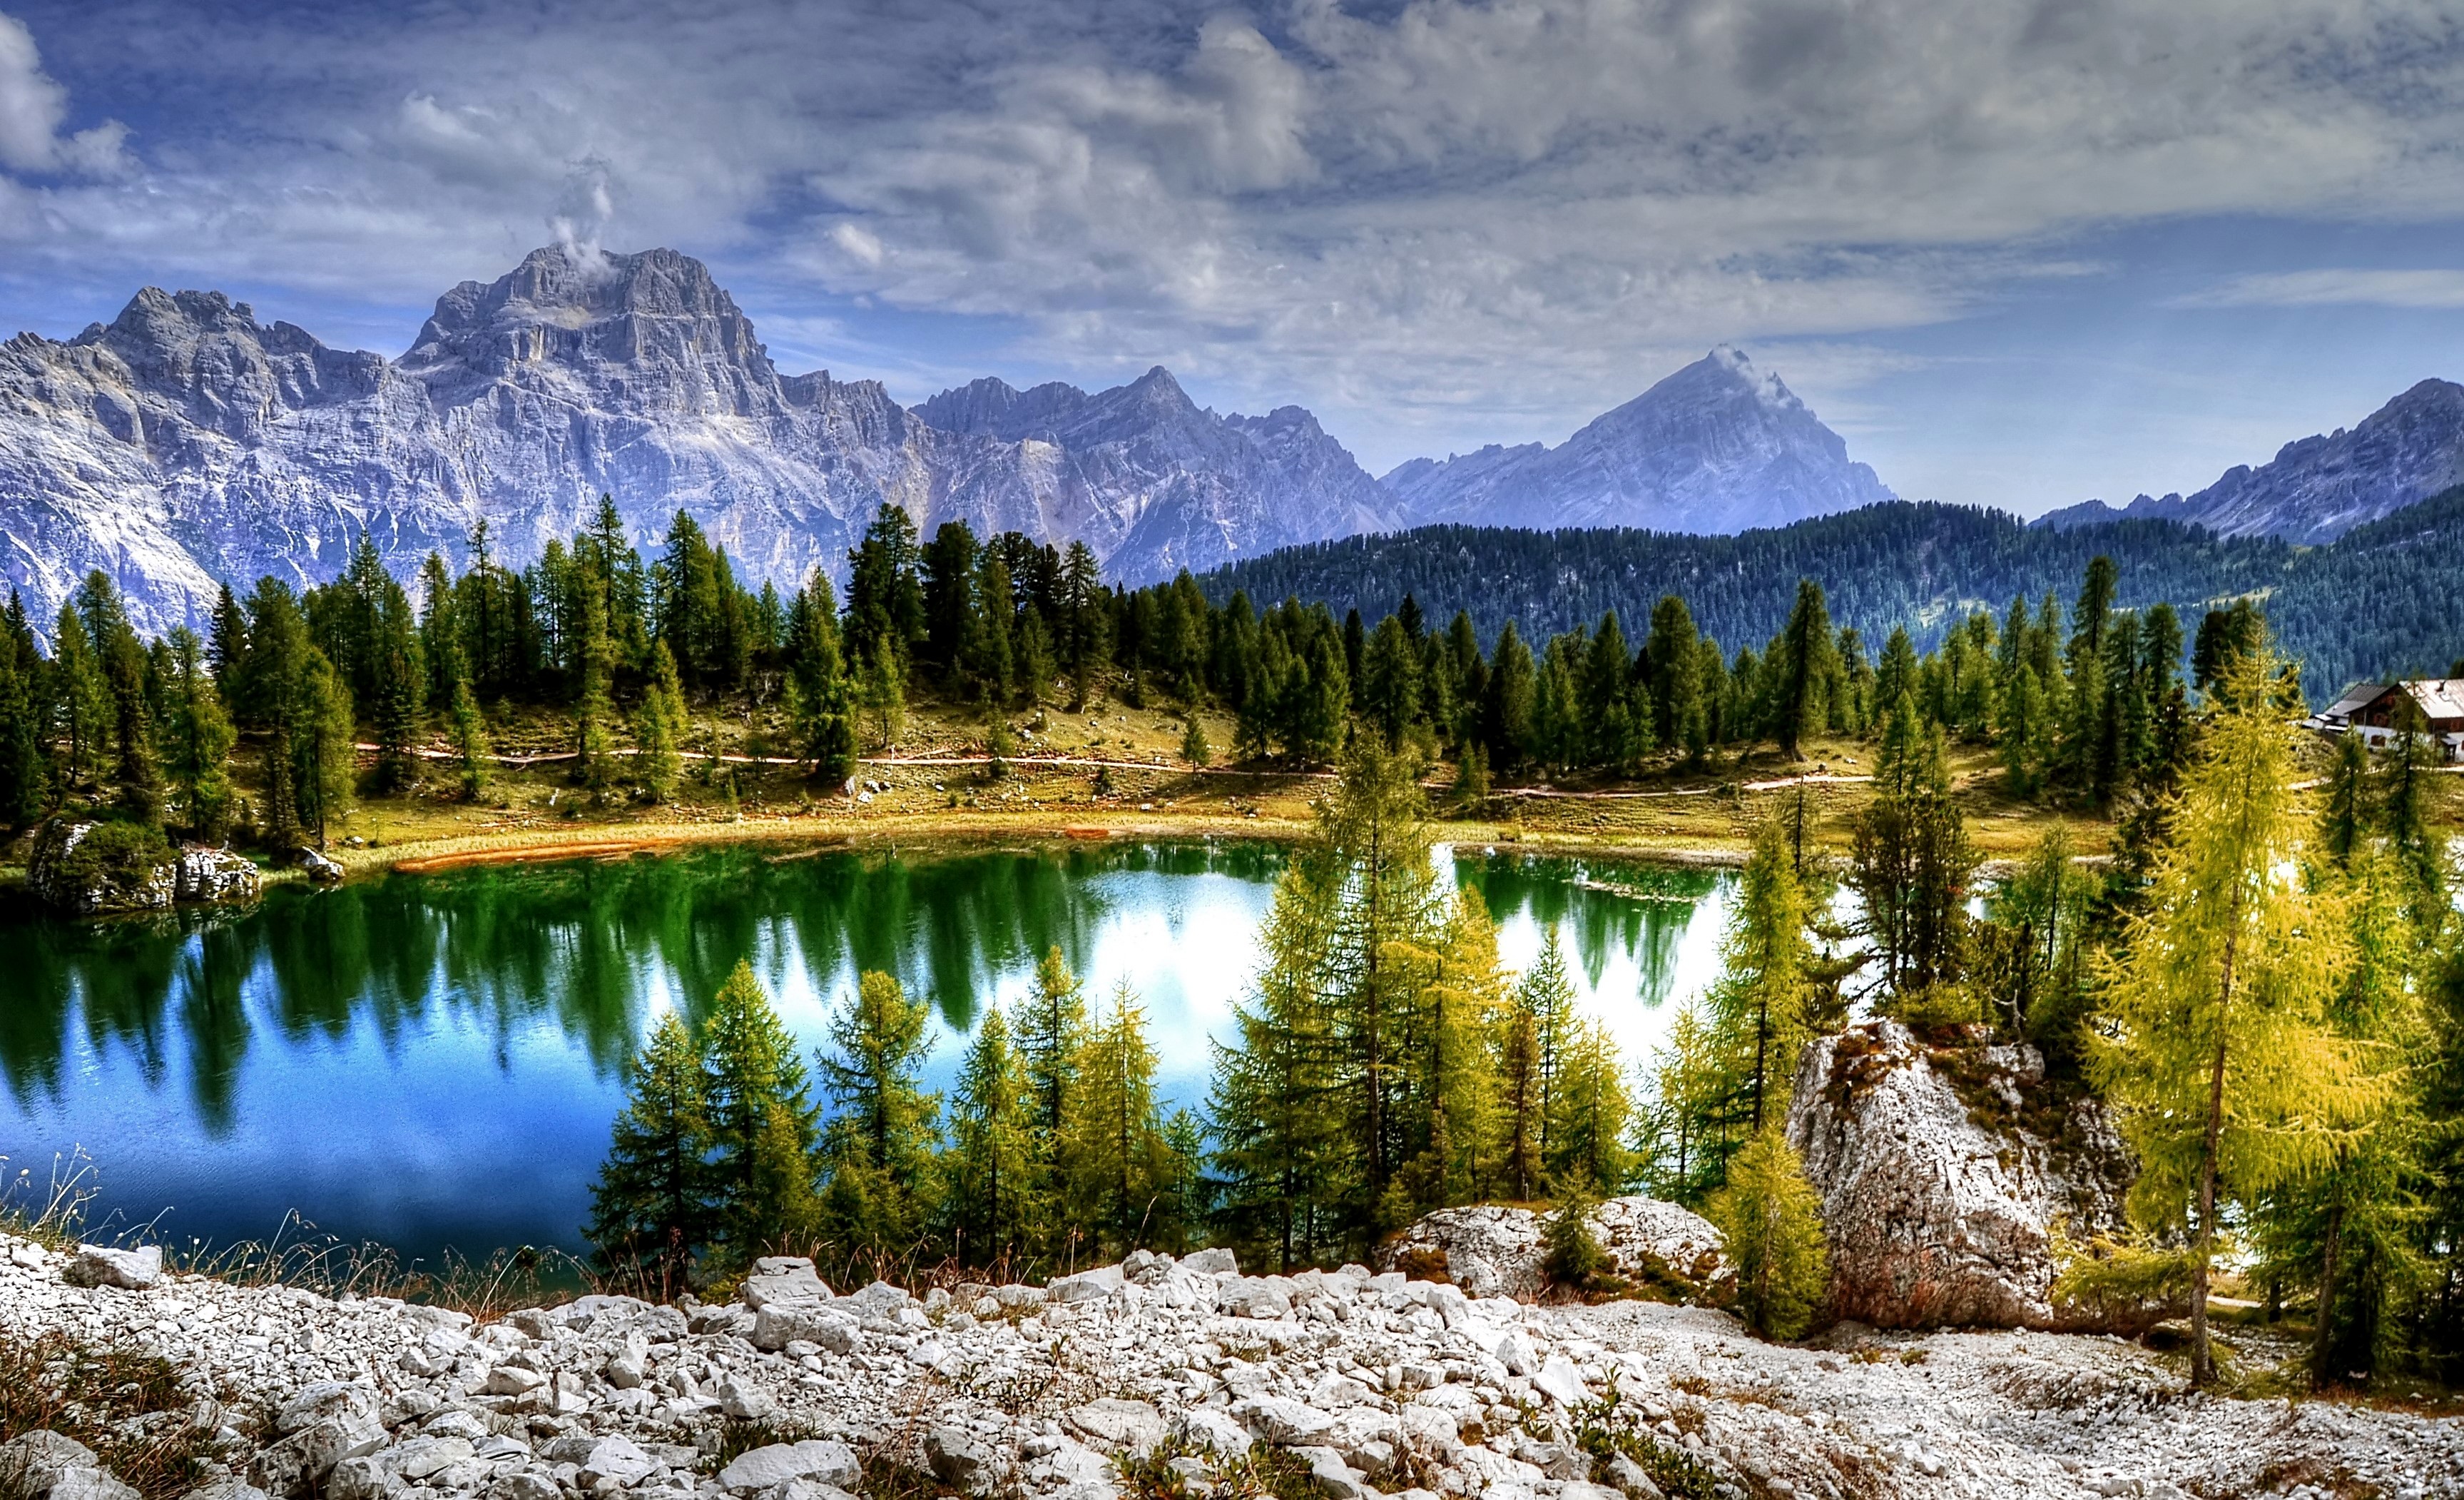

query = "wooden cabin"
[2316, 679, 2464, 759]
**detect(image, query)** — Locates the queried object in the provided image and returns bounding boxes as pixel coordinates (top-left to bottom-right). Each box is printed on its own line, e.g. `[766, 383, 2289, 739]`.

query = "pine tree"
[586, 1012, 717, 1295]
[1208, 851, 1348, 1268]
[1181, 714, 1212, 769]
[633, 646, 682, 802]
[1773, 579, 1834, 759]
[51, 599, 112, 792]
[2090, 645, 2391, 1385]
[1648, 594, 1705, 755]
[947, 1008, 1034, 1267]
[294, 650, 355, 849]
[572, 574, 616, 794]
[164, 627, 236, 840]
[1709, 1126, 1831, 1339]
[816, 970, 941, 1257]
[0, 649, 44, 826]
[448, 664, 490, 798]
[1497, 1005, 1544, 1202]
[701, 961, 821, 1257]
[1483, 622, 1536, 770]
[2322, 730, 2370, 870]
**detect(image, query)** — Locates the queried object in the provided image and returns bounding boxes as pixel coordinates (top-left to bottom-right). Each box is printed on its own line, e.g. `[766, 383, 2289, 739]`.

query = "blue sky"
[4, 0, 2463, 515]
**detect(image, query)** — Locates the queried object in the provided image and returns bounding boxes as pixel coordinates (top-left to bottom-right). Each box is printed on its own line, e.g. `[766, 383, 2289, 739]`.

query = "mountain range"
[3, 240, 2460, 641]
[0, 245, 1886, 634]
[2032, 377, 2464, 544]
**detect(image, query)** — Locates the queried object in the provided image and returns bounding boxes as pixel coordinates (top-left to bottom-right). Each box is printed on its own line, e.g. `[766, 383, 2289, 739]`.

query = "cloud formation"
[3, 0, 2463, 483]
[0, 10, 123, 175]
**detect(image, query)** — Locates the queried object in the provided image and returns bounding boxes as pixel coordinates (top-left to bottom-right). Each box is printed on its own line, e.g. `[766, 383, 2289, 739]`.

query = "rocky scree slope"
[1382, 350, 1894, 536]
[0, 247, 1390, 637]
[5, 1230, 2455, 1500]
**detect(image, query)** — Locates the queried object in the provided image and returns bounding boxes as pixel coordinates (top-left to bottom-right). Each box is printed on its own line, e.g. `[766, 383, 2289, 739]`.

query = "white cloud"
[0, 10, 124, 176]
[2178, 268, 2464, 309]
[6, 0, 2464, 468]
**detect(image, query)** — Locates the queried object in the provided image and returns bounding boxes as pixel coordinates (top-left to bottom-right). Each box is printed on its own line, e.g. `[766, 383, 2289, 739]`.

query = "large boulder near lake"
[28, 819, 260, 914]
[1785, 1018, 2163, 1333]
[1379, 1195, 1729, 1302]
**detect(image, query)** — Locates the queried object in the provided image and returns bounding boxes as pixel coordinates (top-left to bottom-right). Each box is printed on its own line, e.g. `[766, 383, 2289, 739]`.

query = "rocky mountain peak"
[400, 244, 779, 414]
[2034, 375, 2464, 544]
[1385, 346, 1892, 533]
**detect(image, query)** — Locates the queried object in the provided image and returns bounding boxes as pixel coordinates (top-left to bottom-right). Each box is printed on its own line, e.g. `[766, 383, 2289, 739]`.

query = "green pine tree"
[701, 961, 820, 1260]
[817, 970, 941, 1260]
[586, 1012, 718, 1296]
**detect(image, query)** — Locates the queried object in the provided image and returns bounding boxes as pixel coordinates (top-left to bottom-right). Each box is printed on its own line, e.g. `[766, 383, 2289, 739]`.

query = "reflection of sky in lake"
[2, 841, 1736, 1263]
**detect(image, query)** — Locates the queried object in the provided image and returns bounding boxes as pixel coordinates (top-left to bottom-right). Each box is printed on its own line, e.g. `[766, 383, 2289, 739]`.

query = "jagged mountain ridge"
[0, 246, 1395, 634]
[2033, 377, 2464, 544]
[1383, 347, 1897, 532]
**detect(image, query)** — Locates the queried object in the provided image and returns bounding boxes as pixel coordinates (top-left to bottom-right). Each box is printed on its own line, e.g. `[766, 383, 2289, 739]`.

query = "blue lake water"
[0, 840, 1734, 1267]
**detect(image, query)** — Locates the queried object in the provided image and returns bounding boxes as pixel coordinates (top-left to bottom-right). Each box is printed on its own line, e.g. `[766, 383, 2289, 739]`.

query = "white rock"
[716, 1442, 858, 1495]
[63, 1243, 163, 1289]
[1530, 1356, 1588, 1407]
[578, 1438, 658, 1487]
[1049, 1265, 1126, 1304]
[1235, 1396, 1338, 1446]
[1493, 1332, 1538, 1377]
[1066, 1399, 1166, 1456]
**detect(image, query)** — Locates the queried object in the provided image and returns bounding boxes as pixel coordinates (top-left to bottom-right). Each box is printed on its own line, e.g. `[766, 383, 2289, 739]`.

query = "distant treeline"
[1199, 495, 2464, 703]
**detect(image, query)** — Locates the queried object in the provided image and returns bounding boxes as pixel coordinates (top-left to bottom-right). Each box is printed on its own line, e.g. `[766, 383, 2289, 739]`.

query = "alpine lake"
[0, 838, 1738, 1269]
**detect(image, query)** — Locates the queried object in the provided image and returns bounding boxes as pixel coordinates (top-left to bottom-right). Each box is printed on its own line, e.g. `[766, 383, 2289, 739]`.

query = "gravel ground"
[2, 1234, 2455, 1500]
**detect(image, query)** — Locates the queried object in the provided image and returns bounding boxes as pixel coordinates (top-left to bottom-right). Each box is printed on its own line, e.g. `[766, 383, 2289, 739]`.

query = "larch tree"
[1208, 852, 1348, 1269]
[1547, 1019, 1634, 1194]
[2089, 646, 2389, 1386]
[1062, 985, 1173, 1260]
[1516, 926, 1579, 1165]
[947, 1008, 1034, 1269]
[1710, 817, 1814, 1138]
[1709, 1125, 1831, 1340]
[816, 970, 941, 1260]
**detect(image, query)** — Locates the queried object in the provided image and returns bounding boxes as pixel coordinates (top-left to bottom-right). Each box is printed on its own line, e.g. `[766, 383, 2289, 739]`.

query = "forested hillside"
[1201, 498, 2464, 701]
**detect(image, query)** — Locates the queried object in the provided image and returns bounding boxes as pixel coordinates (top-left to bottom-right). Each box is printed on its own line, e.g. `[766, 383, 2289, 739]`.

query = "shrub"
[1542, 1175, 1612, 1293]
[1706, 1126, 1830, 1339]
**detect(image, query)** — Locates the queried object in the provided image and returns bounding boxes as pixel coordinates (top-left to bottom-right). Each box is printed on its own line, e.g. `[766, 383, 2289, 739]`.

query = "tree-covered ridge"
[1201, 502, 2289, 654]
[1200, 495, 2464, 702]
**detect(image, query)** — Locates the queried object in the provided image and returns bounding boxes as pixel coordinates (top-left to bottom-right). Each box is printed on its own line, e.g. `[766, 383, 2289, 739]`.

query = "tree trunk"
[2192, 1010, 2231, 1387]
[2309, 1199, 2344, 1391]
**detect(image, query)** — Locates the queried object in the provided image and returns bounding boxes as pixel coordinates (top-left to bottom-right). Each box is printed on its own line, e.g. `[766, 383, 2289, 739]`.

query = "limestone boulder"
[173, 846, 260, 903]
[1377, 1196, 1729, 1302]
[1784, 1020, 2155, 1333]
[29, 820, 173, 914]
[62, 1244, 161, 1290]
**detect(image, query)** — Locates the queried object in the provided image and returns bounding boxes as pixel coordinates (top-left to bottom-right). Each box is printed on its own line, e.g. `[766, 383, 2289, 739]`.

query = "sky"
[4, 0, 2463, 516]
